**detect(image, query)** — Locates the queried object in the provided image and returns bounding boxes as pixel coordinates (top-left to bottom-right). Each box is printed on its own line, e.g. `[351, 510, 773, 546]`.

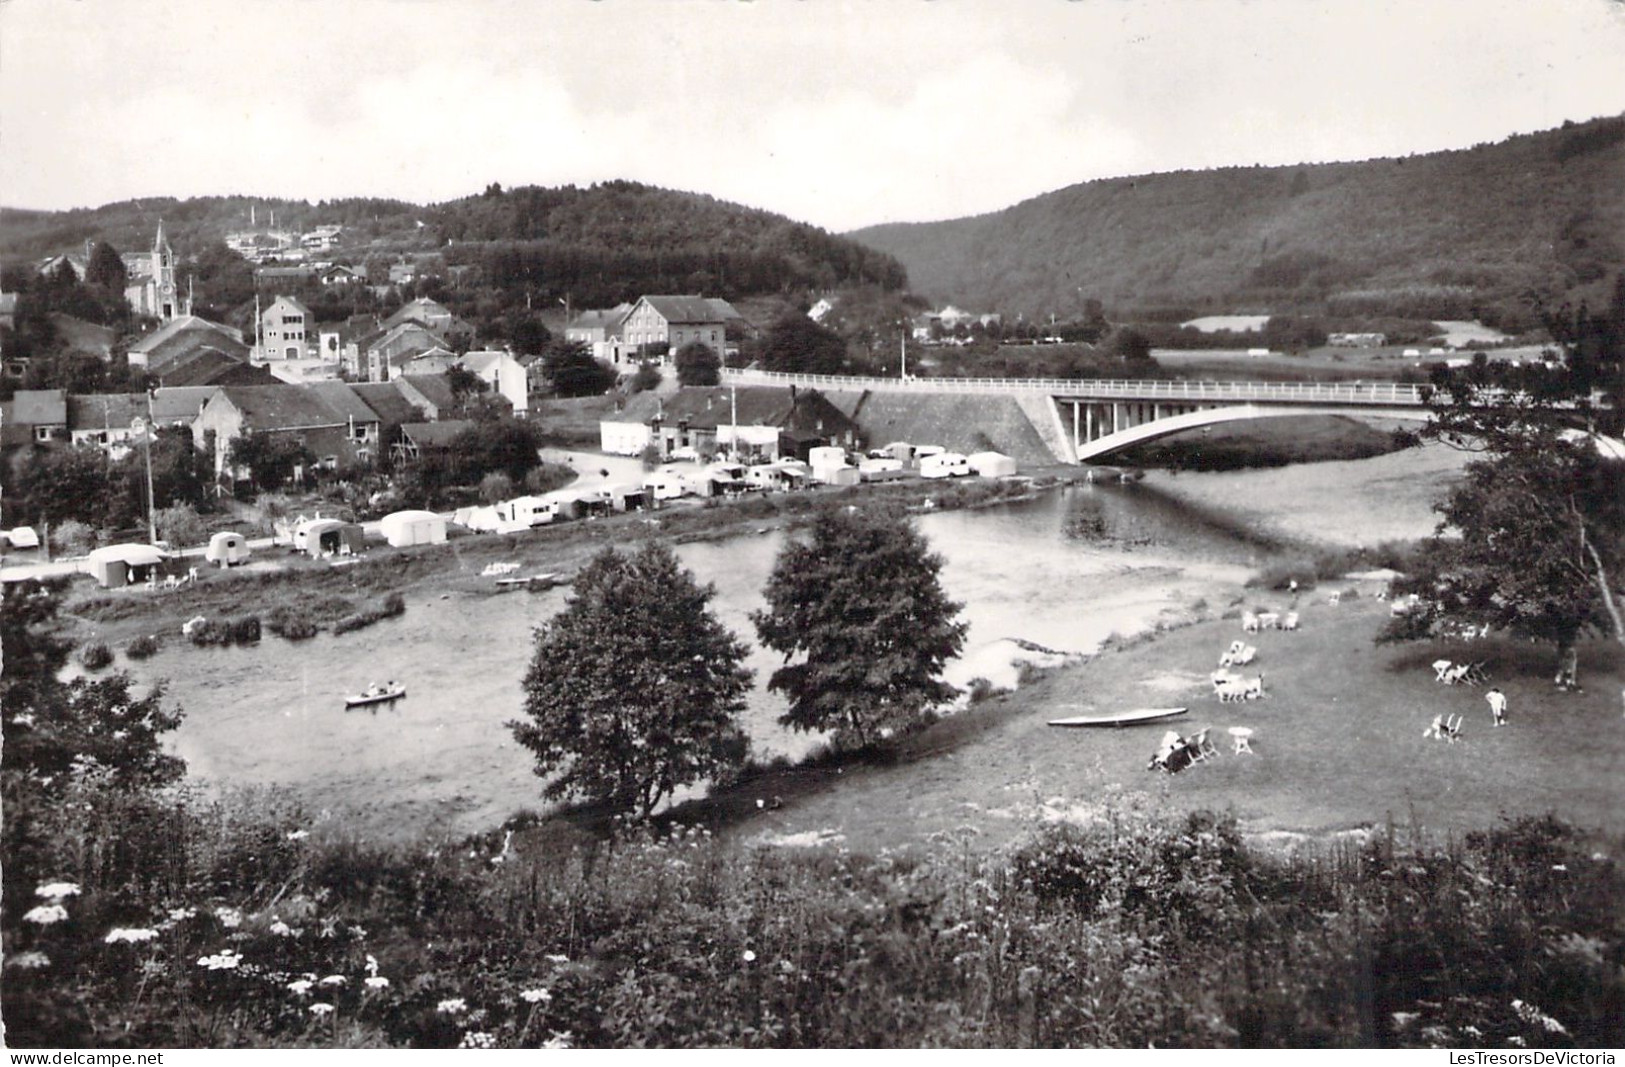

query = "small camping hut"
[205, 531, 251, 567]
[86, 544, 168, 588]
[968, 451, 1018, 477]
[604, 483, 650, 512]
[379, 509, 447, 547]
[301, 518, 365, 558]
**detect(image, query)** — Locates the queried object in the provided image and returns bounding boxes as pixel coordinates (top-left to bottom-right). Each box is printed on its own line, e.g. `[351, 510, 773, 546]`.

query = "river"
[133, 483, 1266, 840]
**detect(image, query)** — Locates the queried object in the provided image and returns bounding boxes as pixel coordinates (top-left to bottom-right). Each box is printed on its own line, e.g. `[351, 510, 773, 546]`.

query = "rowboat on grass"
[1047, 707, 1188, 728]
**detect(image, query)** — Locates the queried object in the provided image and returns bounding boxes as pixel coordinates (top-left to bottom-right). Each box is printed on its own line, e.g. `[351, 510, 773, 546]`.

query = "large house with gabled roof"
[194, 382, 383, 480]
[612, 295, 728, 369]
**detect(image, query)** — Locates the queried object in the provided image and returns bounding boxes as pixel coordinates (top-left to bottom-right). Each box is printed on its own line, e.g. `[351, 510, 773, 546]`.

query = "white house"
[461, 350, 529, 415]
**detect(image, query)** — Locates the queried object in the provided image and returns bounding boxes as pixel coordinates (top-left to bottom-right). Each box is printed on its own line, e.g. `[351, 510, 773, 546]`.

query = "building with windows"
[256, 296, 314, 361]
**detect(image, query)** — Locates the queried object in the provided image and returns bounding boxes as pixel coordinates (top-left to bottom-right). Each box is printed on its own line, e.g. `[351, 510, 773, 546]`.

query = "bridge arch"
[1069, 404, 1431, 463]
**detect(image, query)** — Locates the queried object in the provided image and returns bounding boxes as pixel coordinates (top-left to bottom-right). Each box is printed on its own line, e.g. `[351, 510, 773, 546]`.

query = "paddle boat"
[1048, 707, 1187, 728]
[345, 681, 406, 709]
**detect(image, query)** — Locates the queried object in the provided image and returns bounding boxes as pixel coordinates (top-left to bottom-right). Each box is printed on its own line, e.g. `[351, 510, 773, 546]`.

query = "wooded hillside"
[849, 115, 1625, 324]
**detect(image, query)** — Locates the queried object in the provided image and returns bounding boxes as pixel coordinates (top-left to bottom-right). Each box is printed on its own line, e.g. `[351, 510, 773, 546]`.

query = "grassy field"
[712, 593, 1625, 855]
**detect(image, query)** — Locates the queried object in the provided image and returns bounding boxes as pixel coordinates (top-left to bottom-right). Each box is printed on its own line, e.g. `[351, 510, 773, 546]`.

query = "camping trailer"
[299, 518, 365, 558]
[919, 452, 971, 479]
[493, 496, 554, 529]
[968, 451, 1018, 477]
[205, 531, 251, 567]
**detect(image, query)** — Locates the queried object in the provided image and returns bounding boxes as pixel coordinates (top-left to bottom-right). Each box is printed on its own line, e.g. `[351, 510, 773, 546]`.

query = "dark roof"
[706, 298, 746, 322]
[383, 298, 452, 330]
[639, 295, 725, 324]
[128, 315, 244, 358]
[150, 386, 221, 422]
[606, 391, 666, 423]
[399, 420, 474, 448]
[306, 381, 381, 423]
[569, 306, 631, 331]
[397, 373, 457, 413]
[156, 347, 272, 388]
[214, 384, 368, 431]
[68, 393, 145, 432]
[634, 386, 855, 435]
[350, 382, 425, 425]
[266, 294, 314, 318]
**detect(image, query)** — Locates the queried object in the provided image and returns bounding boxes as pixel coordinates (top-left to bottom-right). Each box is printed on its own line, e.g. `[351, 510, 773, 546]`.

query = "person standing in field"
[1486, 687, 1508, 727]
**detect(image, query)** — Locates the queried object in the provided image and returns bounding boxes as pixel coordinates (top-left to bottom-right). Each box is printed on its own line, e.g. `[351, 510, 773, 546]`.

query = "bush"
[331, 592, 407, 635]
[78, 641, 114, 671]
[524, 462, 574, 496]
[265, 605, 319, 641]
[479, 471, 514, 504]
[125, 634, 161, 660]
[50, 519, 98, 558]
[154, 504, 209, 549]
[188, 615, 261, 647]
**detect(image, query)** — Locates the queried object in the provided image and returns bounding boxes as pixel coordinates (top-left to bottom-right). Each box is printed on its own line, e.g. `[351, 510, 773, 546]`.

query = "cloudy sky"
[3, 0, 1623, 233]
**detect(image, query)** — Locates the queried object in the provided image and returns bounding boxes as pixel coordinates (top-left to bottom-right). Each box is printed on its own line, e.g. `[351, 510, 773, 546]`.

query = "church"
[123, 223, 189, 322]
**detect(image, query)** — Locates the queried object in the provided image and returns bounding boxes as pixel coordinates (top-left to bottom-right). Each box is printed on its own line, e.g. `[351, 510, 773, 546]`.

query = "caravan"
[919, 451, 971, 479]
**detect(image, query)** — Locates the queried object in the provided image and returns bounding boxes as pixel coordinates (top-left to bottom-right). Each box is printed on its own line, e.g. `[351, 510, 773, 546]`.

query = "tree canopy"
[758, 314, 849, 375]
[674, 340, 721, 386]
[509, 544, 752, 817]
[541, 340, 617, 398]
[752, 508, 967, 749]
[1381, 291, 1625, 684]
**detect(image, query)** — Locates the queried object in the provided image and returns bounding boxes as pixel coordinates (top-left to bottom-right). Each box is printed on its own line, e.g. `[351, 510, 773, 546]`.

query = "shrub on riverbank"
[331, 592, 406, 635]
[187, 615, 261, 647]
[265, 605, 320, 641]
[124, 634, 161, 660]
[4, 783, 1619, 1049]
[78, 640, 113, 671]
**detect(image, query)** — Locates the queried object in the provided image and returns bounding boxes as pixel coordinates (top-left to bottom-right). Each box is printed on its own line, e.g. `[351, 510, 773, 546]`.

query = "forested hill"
[0, 181, 906, 305]
[848, 115, 1625, 322]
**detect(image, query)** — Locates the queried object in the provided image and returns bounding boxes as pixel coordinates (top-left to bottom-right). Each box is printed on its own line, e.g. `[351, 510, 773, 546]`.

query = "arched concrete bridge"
[720, 368, 1433, 463]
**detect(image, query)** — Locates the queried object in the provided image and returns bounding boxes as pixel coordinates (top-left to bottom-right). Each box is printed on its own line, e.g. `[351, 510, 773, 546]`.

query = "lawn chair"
[1443, 714, 1464, 742]
[1232, 645, 1257, 666]
[1228, 726, 1254, 754]
[1433, 659, 1455, 683]
[1462, 662, 1489, 686]
[1188, 727, 1220, 763]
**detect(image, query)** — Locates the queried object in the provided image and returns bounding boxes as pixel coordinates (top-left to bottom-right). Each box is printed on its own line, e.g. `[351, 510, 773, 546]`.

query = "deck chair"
[1443, 714, 1464, 742]
[1463, 662, 1489, 686]
[1433, 659, 1455, 683]
[1188, 727, 1219, 762]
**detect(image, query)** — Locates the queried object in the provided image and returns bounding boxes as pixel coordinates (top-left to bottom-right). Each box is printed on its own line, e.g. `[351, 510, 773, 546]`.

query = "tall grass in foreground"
[4, 774, 1619, 1049]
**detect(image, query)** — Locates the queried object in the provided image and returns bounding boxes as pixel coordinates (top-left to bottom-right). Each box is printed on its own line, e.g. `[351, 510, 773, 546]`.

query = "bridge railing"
[720, 368, 1427, 405]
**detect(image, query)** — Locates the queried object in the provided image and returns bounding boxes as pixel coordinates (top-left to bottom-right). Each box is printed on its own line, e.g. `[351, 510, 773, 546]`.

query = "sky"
[2, 0, 1624, 234]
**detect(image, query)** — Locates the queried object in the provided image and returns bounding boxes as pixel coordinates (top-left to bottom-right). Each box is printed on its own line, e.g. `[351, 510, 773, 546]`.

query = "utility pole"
[135, 391, 157, 546]
[900, 325, 907, 380]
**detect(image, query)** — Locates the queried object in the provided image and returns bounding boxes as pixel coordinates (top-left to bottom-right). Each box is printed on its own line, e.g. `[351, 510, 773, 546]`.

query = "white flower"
[458, 1031, 496, 1049]
[319, 974, 346, 987]
[104, 927, 159, 944]
[285, 830, 310, 841]
[364, 976, 389, 990]
[35, 882, 81, 902]
[213, 907, 243, 928]
[197, 949, 242, 970]
[309, 1002, 335, 1018]
[366, 953, 379, 976]
[166, 907, 197, 923]
[23, 905, 69, 926]
[543, 954, 569, 964]
[269, 920, 295, 938]
[287, 979, 314, 996]
[742, 949, 757, 963]
[520, 987, 551, 1004]
[437, 997, 468, 1015]
[541, 1031, 573, 1049]
[5, 951, 51, 970]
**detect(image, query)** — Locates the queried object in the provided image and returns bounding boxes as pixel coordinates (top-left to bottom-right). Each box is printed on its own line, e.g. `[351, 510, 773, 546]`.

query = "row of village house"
[1, 373, 867, 488]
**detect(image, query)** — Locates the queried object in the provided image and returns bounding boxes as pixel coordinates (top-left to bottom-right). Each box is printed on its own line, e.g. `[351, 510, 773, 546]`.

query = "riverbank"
[706, 591, 1625, 855]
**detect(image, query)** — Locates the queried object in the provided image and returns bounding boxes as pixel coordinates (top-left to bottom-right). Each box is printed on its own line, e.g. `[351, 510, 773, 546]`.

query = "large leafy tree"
[752, 508, 967, 749]
[510, 544, 752, 818]
[227, 431, 315, 491]
[84, 241, 127, 293]
[1382, 293, 1625, 686]
[759, 313, 848, 375]
[541, 339, 617, 397]
[674, 340, 721, 386]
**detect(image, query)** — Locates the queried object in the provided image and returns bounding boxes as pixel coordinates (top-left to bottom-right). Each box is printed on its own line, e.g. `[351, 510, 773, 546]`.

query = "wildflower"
[365, 954, 379, 976]
[318, 974, 346, 987]
[269, 920, 295, 938]
[197, 949, 242, 970]
[309, 1003, 335, 1018]
[5, 952, 51, 970]
[287, 979, 314, 996]
[11, 713, 35, 727]
[23, 905, 69, 926]
[742, 949, 756, 963]
[541, 1031, 573, 1049]
[458, 1031, 496, 1049]
[349, 924, 368, 941]
[1552, 864, 1567, 872]
[166, 907, 198, 923]
[286, 830, 309, 841]
[213, 906, 243, 928]
[544, 954, 569, 964]
[35, 882, 81, 902]
[1511, 999, 1569, 1035]
[437, 997, 468, 1015]
[520, 987, 551, 1004]
[364, 976, 389, 990]
[104, 927, 159, 944]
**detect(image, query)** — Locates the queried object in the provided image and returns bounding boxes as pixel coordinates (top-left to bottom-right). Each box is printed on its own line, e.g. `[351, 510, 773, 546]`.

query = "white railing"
[720, 368, 1428, 406]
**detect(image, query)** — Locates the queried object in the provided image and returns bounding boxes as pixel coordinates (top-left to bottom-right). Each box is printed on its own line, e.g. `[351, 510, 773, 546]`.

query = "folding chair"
[1189, 727, 1219, 762]
[1433, 659, 1455, 683]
